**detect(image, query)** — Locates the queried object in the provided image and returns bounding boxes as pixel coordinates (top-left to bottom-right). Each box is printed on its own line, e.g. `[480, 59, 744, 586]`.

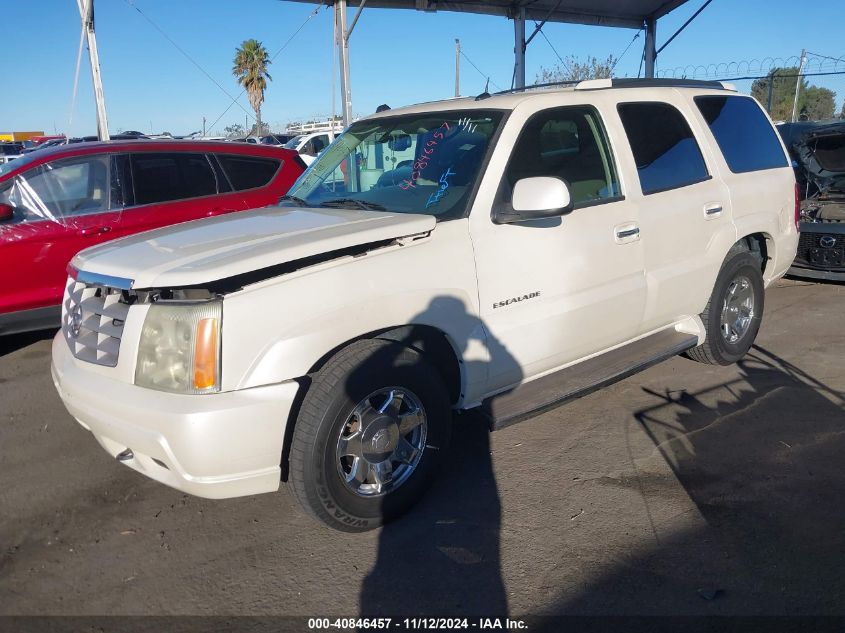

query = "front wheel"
[686, 249, 765, 366]
[288, 339, 451, 531]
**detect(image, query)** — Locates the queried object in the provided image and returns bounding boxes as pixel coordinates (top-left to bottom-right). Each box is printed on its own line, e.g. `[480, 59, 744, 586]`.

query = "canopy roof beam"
[308, 0, 696, 123]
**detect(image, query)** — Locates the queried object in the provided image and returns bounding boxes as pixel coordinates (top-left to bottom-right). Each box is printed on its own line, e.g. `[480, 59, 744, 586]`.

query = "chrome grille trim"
[62, 277, 129, 367]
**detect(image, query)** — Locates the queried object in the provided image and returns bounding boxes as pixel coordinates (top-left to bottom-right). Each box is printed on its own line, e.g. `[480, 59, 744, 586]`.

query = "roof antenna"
[475, 77, 491, 101]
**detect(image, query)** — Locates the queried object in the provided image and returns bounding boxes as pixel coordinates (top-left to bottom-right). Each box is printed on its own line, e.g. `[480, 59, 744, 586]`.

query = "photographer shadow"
[357, 296, 520, 617]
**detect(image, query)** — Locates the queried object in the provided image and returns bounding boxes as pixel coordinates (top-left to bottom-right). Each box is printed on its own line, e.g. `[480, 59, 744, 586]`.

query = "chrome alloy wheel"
[335, 387, 428, 497]
[720, 274, 755, 344]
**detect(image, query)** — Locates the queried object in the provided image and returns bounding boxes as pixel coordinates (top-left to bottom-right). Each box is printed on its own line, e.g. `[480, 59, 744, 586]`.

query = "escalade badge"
[493, 291, 541, 310]
[819, 236, 837, 248]
[70, 305, 83, 338]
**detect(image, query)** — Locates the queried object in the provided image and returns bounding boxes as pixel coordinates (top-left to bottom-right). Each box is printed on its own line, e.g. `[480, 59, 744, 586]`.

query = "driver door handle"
[614, 223, 640, 244]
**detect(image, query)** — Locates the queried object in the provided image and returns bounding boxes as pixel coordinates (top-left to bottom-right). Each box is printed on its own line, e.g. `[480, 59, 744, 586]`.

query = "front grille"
[798, 232, 844, 249]
[795, 231, 845, 269]
[62, 277, 130, 367]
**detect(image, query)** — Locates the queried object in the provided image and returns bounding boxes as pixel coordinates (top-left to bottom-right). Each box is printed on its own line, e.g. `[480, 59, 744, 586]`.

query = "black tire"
[686, 249, 765, 366]
[288, 339, 451, 531]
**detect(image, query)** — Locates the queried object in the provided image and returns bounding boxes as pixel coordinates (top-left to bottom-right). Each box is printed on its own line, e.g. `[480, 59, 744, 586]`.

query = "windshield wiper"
[278, 195, 309, 207]
[320, 198, 388, 211]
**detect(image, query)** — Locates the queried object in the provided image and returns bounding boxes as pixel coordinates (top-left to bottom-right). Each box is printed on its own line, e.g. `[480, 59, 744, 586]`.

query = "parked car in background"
[778, 121, 845, 281]
[31, 135, 67, 145]
[260, 134, 295, 146]
[0, 142, 24, 165]
[284, 131, 336, 165]
[22, 138, 67, 154]
[67, 133, 151, 144]
[0, 140, 305, 334]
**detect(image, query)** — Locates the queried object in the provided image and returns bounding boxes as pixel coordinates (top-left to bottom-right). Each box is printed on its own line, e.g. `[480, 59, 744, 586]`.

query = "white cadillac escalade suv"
[52, 79, 799, 531]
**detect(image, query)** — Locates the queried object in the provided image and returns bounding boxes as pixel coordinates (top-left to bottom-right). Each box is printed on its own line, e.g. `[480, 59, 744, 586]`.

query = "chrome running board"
[481, 329, 699, 430]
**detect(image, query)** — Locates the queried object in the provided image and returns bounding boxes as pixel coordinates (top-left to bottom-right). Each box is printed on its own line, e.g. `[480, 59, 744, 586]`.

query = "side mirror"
[0, 203, 13, 222]
[495, 177, 573, 224]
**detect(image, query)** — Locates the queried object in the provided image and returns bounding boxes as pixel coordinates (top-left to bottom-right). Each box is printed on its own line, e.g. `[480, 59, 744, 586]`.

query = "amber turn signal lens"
[193, 318, 218, 390]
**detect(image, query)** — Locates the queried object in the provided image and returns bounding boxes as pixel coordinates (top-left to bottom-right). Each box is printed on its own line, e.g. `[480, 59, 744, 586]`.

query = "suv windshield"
[283, 135, 305, 150]
[284, 110, 504, 219]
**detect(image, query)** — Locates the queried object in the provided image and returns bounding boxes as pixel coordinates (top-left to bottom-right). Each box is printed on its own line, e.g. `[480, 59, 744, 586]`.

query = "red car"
[0, 140, 305, 334]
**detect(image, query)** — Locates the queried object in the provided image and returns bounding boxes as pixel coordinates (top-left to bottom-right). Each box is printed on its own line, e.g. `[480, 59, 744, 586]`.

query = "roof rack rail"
[493, 80, 578, 96]
[576, 78, 735, 91]
[494, 77, 735, 96]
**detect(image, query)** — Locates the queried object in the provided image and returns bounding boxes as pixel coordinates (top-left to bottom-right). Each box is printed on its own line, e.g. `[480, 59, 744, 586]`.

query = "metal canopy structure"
[315, 0, 690, 28]
[288, 0, 696, 126]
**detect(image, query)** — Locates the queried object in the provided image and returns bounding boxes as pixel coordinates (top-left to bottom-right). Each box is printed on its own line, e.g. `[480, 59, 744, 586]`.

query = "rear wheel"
[288, 339, 451, 531]
[686, 249, 765, 366]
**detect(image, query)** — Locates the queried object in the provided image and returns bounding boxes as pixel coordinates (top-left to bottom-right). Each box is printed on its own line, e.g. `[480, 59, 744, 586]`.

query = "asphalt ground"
[1, 278, 844, 623]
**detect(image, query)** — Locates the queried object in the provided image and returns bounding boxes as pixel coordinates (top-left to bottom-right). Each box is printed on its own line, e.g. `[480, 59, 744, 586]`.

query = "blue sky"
[2, 0, 843, 136]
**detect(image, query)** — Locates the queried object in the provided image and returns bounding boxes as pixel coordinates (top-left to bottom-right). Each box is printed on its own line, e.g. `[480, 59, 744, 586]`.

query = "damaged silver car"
[779, 121, 845, 281]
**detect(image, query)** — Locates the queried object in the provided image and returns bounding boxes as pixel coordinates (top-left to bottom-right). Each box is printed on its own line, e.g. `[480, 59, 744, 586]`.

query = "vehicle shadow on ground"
[355, 297, 517, 617]
[534, 345, 845, 623]
[0, 329, 56, 358]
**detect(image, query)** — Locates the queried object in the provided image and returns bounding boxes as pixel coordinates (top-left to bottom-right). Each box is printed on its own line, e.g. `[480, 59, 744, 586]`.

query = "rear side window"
[131, 153, 218, 205]
[217, 154, 281, 191]
[618, 102, 709, 195]
[695, 96, 789, 173]
[503, 105, 621, 207]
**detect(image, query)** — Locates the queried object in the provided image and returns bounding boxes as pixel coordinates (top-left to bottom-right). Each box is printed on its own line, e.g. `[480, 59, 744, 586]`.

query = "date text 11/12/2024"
[307, 617, 528, 630]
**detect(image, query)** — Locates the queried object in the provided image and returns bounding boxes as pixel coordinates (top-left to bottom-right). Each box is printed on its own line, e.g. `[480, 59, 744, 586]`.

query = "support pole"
[336, 0, 353, 127]
[791, 49, 806, 123]
[455, 39, 460, 97]
[513, 7, 526, 90]
[766, 75, 774, 114]
[77, 0, 109, 140]
[644, 16, 656, 78]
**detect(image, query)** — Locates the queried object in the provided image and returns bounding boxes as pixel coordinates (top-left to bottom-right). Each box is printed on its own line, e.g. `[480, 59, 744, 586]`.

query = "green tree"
[801, 86, 836, 121]
[224, 123, 245, 139]
[249, 121, 271, 137]
[751, 67, 836, 121]
[232, 39, 272, 137]
[535, 54, 617, 85]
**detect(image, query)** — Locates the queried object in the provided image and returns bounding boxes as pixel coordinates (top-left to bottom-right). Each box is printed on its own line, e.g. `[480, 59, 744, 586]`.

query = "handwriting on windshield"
[399, 121, 450, 190]
[425, 166, 456, 209]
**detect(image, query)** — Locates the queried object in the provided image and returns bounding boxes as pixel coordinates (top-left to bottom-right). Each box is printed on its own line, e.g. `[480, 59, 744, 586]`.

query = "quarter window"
[217, 154, 281, 191]
[695, 95, 788, 173]
[131, 153, 218, 205]
[618, 102, 709, 194]
[503, 106, 621, 207]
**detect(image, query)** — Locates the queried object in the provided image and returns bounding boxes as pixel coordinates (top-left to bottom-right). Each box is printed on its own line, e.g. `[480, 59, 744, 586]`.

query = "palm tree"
[232, 39, 272, 136]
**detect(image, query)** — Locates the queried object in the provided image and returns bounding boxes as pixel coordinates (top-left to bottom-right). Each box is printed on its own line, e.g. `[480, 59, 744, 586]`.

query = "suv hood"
[790, 123, 845, 195]
[71, 206, 436, 289]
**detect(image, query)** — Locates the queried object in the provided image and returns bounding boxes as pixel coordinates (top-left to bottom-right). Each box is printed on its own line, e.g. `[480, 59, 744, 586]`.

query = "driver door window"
[503, 106, 621, 208]
[311, 135, 329, 154]
[7, 155, 112, 224]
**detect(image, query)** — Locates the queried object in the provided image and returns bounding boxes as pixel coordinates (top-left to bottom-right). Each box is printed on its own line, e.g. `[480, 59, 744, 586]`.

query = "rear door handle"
[704, 203, 723, 218]
[78, 226, 112, 237]
[614, 223, 640, 244]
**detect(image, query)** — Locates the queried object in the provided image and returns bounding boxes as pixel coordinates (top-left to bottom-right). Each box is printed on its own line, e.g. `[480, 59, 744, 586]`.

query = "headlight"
[135, 301, 222, 394]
